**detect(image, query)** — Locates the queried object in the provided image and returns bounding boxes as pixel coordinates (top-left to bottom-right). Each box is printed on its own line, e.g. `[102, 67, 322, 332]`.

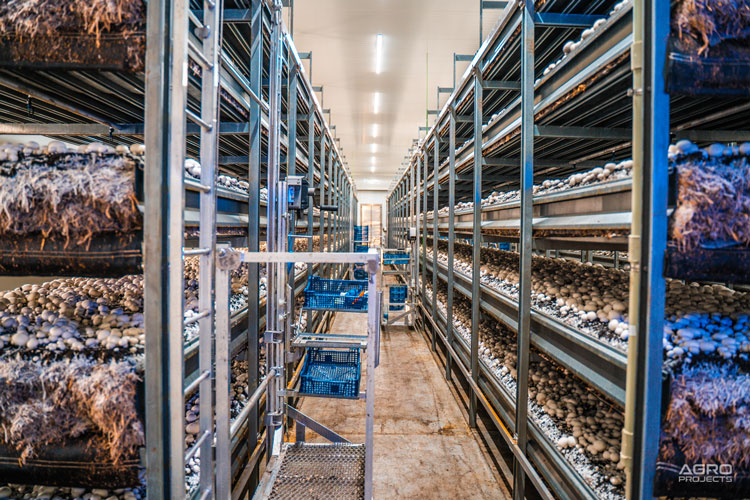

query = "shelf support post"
[470, 67, 483, 429]
[143, 0, 186, 495]
[624, 0, 668, 498]
[244, 0, 264, 489]
[446, 103, 457, 382]
[432, 137, 440, 352]
[514, 1, 534, 498]
[422, 153, 428, 304]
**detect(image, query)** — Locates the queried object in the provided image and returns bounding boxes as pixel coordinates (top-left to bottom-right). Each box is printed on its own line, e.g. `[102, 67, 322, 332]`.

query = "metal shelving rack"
[0, 0, 355, 497]
[386, 0, 749, 499]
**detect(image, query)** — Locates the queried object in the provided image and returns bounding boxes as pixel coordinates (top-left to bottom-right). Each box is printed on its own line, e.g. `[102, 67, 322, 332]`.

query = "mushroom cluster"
[425, 282, 626, 498]
[427, 239, 750, 361]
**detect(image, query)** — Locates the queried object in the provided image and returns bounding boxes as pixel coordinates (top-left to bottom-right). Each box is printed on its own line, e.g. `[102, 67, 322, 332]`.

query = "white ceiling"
[286, 0, 498, 191]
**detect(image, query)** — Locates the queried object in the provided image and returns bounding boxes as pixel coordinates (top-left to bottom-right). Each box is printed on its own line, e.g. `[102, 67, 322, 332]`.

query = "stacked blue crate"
[389, 285, 407, 311]
[303, 275, 368, 312]
[383, 252, 409, 265]
[299, 348, 361, 398]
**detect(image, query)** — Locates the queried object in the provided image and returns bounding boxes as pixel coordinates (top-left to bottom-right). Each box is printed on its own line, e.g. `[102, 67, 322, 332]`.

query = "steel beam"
[447, 103, 457, 382]
[143, 0, 184, 496]
[627, 0, 668, 497]
[246, 0, 263, 488]
[534, 12, 604, 28]
[514, 4, 535, 499]
[470, 70, 482, 429]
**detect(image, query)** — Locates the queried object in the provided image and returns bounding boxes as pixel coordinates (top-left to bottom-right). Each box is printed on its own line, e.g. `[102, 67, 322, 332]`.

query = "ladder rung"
[185, 429, 210, 462]
[186, 109, 213, 131]
[193, 182, 212, 192]
[184, 369, 211, 396]
[188, 39, 214, 70]
[188, 10, 204, 30]
[184, 309, 210, 326]
[184, 247, 211, 256]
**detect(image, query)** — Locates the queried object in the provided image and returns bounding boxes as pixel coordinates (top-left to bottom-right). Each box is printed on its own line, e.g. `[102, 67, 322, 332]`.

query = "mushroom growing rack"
[386, 0, 750, 499]
[0, 0, 358, 498]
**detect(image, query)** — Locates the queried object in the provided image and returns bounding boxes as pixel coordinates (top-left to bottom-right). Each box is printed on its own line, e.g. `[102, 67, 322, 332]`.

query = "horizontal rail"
[184, 369, 211, 396]
[230, 368, 276, 439]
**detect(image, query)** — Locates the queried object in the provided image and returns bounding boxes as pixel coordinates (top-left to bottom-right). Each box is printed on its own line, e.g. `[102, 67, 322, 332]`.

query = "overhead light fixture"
[371, 124, 379, 137]
[369, 144, 377, 153]
[370, 166, 376, 172]
[375, 34, 383, 74]
[373, 92, 381, 114]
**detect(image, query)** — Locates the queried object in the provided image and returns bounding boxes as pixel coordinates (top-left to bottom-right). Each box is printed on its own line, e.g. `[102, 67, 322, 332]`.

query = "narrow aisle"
[297, 311, 510, 499]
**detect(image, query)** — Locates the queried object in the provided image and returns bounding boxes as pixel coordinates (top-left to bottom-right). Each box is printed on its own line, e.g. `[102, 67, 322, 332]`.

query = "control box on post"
[287, 175, 309, 211]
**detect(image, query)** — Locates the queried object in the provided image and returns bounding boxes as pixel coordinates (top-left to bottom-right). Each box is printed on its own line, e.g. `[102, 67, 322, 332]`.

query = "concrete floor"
[296, 311, 510, 499]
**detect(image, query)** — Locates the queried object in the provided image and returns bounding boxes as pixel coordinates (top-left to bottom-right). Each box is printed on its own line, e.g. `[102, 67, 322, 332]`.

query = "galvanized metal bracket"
[264, 330, 284, 343]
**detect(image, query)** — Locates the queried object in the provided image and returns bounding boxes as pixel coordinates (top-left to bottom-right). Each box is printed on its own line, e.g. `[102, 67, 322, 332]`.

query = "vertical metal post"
[625, 0, 668, 497]
[246, 0, 263, 487]
[470, 70, 482, 429]
[307, 113, 315, 254]
[318, 134, 325, 259]
[265, 0, 285, 459]
[414, 157, 420, 293]
[431, 140, 439, 352]
[364, 260, 379, 500]
[215, 263, 230, 500]
[446, 105, 456, 381]
[198, 0, 223, 494]
[513, 4, 534, 498]
[143, 0, 184, 495]
[421, 154, 427, 302]
[286, 60, 298, 376]
[328, 146, 334, 257]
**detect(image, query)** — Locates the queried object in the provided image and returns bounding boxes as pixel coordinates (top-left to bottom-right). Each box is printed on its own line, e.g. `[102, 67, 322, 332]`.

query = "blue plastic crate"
[300, 348, 360, 398]
[389, 304, 405, 311]
[389, 285, 407, 303]
[354, 244, 369, 253]
[383, 252, 409, 265]
[353, 268, 367, 280]
[303, 276, 368, 312]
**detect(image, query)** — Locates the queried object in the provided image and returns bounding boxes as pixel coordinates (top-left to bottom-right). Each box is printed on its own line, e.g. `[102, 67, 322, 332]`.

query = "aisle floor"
[296, 311, 510, 499]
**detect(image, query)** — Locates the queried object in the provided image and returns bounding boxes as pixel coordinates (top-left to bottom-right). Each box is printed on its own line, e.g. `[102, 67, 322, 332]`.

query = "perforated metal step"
[262, 443, 365, 500]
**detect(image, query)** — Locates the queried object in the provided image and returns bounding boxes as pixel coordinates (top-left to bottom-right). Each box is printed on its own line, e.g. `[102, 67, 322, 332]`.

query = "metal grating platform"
[264, 443, 365, 500]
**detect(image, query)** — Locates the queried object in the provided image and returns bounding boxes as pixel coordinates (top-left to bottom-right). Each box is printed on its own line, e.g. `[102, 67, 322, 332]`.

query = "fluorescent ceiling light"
[375, 34, 383, 74]
[370, 156, 376, 165]
[370, 166, 376, 172]
[373, 92, 381, 114]
[369, 144, 378, 153]
[371, 124, 379, 137]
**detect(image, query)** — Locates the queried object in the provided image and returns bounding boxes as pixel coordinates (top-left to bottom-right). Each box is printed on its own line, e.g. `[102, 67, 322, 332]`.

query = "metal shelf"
[386, 0, 748, 498]
[411, 1, 748, 206]
[426, 177, 632, 249]
[424, 258, 626, 405]
[0, 0, 357, 497]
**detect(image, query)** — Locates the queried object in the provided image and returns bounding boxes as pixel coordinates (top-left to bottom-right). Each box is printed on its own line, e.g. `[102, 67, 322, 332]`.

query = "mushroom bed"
[0, 146, 142, 245]
[0, 0, 146, 70]
[0, 250, 284, 489]
[0, 143, 144, 275]
[425, 283, 626, 500]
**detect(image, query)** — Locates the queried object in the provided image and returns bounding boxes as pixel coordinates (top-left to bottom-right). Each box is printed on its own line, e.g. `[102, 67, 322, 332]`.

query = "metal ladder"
[144, 0, 225, 498]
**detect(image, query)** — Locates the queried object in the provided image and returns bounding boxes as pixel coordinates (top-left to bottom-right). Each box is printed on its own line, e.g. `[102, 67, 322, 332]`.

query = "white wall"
[356, 189, 387, 232]
[357, 189, 387, 208]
